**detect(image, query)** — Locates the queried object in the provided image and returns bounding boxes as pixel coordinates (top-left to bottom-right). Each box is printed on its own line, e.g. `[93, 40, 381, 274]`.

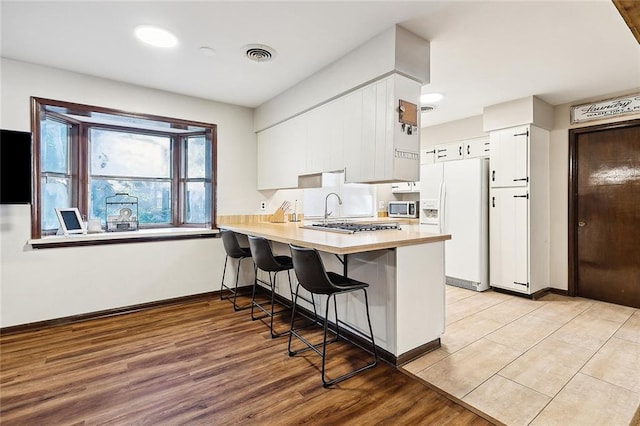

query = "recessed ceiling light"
[134, 25, 178, 48]
[421, 92, 444, 104]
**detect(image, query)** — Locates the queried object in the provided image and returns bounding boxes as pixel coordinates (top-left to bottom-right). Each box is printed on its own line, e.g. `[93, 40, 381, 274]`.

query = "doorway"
[568, 119, 640, 308]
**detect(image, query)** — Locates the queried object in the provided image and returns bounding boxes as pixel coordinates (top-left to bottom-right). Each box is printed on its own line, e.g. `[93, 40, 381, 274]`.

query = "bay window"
[31, 97, 217, 239]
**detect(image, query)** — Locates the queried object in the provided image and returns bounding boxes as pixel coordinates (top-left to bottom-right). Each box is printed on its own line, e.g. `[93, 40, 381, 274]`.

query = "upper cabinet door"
[489, 126, 529, 187]
[343, 89, 364, 183]
[257, 117, 305, 190]
[421, 148, 436, 165]
[464, 136, 490, 159]
[306, 97, 345, 174]
[435, 142, 464, 162]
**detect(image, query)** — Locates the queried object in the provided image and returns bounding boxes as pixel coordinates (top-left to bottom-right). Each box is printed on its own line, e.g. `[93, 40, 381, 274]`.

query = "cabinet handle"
[492, 170, 496, 181]
[492, 196, 495, 207]
[425, 149, 435, 154]
[467, 145, 470, 155]
[513, 194, 529, 199]
[513, 131, 529, 137]
[513, 177, 529, 182]
[438, 154, 447, 159]
[513, 281, 529, 287]
[459, 146, 463, 156]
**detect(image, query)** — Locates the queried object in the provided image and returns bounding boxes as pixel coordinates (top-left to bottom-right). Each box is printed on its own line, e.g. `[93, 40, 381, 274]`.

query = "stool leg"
[320, 294, 334, 387]
[269, 270, 291, 338]
[269, 271, 278, 337]
[220, 255, 230, 300]
[287, 284, 301, 355]
[231, 257, 244, 311]
[250, 262, 259, 320]
[363, 289, 378, 364]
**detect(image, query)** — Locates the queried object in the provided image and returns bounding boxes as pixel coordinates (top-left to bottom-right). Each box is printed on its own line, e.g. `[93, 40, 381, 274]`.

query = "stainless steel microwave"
[388, 201, 419, 218]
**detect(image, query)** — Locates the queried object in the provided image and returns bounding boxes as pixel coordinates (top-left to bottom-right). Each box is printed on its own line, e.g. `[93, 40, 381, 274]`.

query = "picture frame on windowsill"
[55, 207, 86, 235]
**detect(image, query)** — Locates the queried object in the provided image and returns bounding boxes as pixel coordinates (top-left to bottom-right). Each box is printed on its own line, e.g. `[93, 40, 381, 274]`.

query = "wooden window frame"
[30, 97, 218, 240]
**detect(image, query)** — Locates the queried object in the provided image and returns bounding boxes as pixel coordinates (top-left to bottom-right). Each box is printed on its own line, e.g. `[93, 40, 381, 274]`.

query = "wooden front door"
[569, 119, 640, 308]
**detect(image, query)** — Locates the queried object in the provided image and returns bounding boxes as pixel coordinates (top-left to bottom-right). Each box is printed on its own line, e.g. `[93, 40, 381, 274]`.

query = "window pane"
[185, 181, 210, 223]
[187, 136, 206, 179]
[41, 176, 71, 230]
[90, 179, 171, 225]
[90, 129, 170, 178]
[41, 119, 69, 173]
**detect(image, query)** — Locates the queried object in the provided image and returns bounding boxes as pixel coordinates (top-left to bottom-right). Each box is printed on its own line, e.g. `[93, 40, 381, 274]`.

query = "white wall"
[0, 58, 260, 327]
[421, 115, 486, 147]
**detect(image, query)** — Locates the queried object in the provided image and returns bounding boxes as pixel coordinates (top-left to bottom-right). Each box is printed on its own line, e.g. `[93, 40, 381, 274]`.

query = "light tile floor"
[402, 286, 640, 426]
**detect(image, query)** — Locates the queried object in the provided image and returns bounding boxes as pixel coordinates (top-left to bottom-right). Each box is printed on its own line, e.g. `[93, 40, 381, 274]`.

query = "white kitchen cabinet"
[342, 89, 364, 181]
[433, 136, 490, 163]
[489, 188, 529, 292]
[344, 74, 421, 183]
[306, 97, 344, 174]
[258, 73, 420, 189]
[257, 116, 306, 190]
[489, 127, 529, 187]
[464, 136, 490, 158]
[434, 141, 464, 162]
[421, 148, 436, 165]
[489, 124, 549, 295]
[391, 181, 420, 193]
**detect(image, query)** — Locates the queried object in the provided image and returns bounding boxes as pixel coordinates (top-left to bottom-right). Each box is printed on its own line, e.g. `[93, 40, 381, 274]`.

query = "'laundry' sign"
[571, 93, 640, 123]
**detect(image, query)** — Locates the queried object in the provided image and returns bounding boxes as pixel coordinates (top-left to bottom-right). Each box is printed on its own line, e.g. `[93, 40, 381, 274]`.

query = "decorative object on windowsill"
[269, 200, 290, 223]
[106, 193, 138, 232]
[55, 207, 86, 235]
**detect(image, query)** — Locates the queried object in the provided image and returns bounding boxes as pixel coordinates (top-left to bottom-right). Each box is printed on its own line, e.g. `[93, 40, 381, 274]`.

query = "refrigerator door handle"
[439, 182, 446, 234]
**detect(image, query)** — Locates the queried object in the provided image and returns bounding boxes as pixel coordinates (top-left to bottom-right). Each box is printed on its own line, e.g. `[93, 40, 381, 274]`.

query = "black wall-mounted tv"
[1, 129, 32, 204]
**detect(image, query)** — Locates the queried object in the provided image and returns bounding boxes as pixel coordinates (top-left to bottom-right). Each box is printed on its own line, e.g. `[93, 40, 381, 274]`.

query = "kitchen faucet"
[324, 192, 342, 223]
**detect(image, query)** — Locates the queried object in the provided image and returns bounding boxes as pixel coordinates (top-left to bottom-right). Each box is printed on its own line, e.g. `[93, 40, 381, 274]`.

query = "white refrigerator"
[420, 157, 489, 291]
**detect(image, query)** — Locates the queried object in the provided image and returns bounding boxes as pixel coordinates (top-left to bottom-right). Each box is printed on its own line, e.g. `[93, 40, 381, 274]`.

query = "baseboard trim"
[548, 288, 569, 296]
[396, 338, 441, 366]
[0, 290, 231, 335]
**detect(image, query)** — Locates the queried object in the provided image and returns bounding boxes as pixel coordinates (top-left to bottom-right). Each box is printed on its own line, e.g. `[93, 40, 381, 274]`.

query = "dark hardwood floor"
[0, 294, 492, 425]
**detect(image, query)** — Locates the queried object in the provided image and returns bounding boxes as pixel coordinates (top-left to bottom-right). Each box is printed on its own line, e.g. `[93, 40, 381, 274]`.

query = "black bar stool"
[219, 230, 253, 311]
[248, 235, 297, 338]
[288, 244, 378, 387]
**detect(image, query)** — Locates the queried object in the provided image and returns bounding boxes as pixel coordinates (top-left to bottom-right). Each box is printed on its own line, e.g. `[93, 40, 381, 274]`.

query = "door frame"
[567, 118, 640, 296]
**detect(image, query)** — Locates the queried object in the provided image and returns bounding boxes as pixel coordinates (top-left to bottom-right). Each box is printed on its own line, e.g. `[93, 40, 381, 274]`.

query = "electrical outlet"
[260, 201, 267, 211]
[378, 201, 386, 210]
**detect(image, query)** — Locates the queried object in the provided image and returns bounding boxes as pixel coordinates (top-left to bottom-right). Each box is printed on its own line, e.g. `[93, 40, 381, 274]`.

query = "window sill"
[29, 228, 220, 249]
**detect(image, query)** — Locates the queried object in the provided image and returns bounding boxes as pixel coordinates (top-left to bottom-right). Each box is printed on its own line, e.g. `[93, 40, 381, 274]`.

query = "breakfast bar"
[220, 221, 451, 365]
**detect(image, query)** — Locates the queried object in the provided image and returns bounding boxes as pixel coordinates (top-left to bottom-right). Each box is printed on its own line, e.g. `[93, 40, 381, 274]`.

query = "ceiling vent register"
[245, 44, 276, 62]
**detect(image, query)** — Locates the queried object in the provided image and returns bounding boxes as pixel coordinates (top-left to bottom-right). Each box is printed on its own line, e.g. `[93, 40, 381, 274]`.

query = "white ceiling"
[1, 1, 639, 127]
